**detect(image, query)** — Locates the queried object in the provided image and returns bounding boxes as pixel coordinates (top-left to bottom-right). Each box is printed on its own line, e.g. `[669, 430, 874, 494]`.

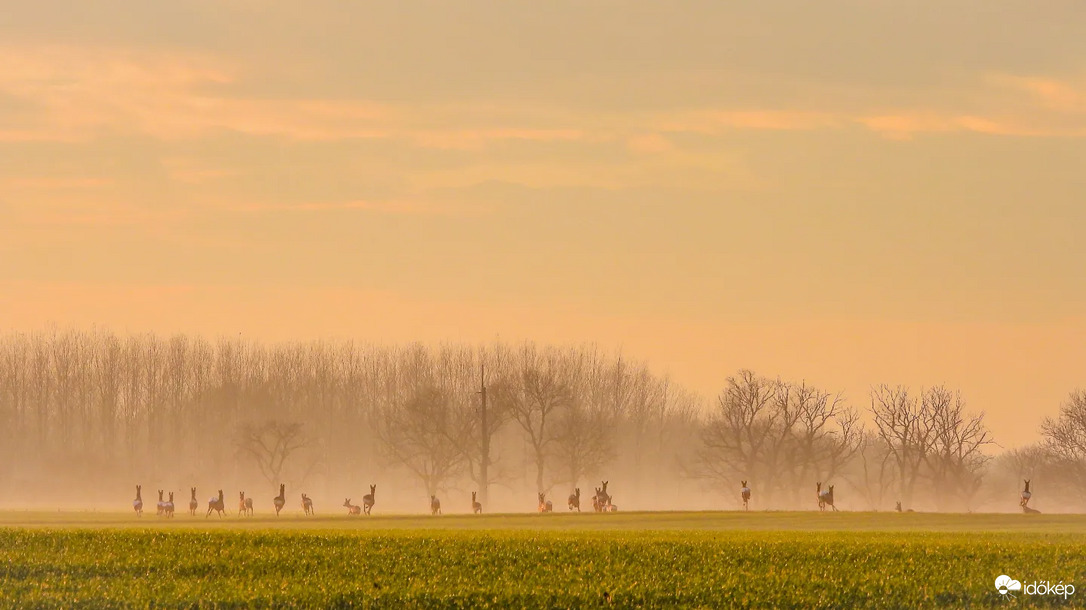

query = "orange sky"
[2, 2, 1085, 446]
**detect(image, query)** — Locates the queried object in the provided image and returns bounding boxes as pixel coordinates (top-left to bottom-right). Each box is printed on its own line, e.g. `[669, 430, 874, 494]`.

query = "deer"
[895, 501, 915, 513]
[431, 495, 442, 515]
[301, 493, 314, 516]
[1020, 480, 1032, 508]
[156, 490, 165, 516]
[568, 488, 581, 512]
[343, 498, 361, 515]
[606, 496, 618, 512]
[273, 483, 286, 516]
[472, 491, 483, 514]
[592, 487, 602, 512]
[538, 492, 553, 513]
[163, 492, 175, 518]
[188, 488, 198, 516]
[363, 484, 376, 515]
[239, 491, 254, 516]
[740, 481, 751, 511]
[133, 485, 143, 517]
[817, 482, 837, 512]
[595, 481, 613, 512]
[206, 489, 225, 518]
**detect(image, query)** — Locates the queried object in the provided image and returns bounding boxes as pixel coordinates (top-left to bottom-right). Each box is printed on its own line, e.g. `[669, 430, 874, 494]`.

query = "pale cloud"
[656, 109, 842, 134]
[7, 199, 186, 227]
[0, 44, 396, 141]
[217, 198, 488, 217]
[627, 133, 675, 154]
[2, 176, 114, 189]
[409, 128, 585, 151]
[856, 111, 1084, 140]
[986, 74, 1084, 112]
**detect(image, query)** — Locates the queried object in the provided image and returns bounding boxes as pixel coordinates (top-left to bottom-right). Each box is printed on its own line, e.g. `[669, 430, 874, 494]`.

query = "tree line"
[0, 329, 1083, 512]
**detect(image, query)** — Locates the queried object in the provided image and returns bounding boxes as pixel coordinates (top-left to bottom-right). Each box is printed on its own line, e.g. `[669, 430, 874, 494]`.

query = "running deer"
[740, 481, 751, 511]
[302, 493, 314, 516]
[163, 492, 175, 518]
[343, 498, 361, 515]
[431, 495, 441, 515]
[206, 489, 225, 517]
[273, 483, 286, 516]
[188, 487, 197, 516]
[156, 490, 165, 516]
[239, 491, 254, 516]
[363, 484, 376, 515]
[472, 491, 483, 514]
[538, 492, 553, 513]
[133, 485, 143, 517]
[568, 488, 581, 512]
[817, 482, 837, 512]
[1020, 480, 1032, 508]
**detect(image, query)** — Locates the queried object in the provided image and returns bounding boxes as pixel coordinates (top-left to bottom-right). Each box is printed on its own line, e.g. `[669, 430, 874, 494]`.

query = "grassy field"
[1, 511, 1083, 608]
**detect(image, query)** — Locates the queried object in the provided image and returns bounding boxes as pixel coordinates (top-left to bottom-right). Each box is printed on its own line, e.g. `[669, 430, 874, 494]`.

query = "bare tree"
[852, 430, 897, 510]
[695, 371, 781, 501]
[378, 385, 468, 497]
[921, 387, 993, 509]
[494, 345, 575, 493]
[870, 384, 993, 509]
[552, 398, 616, 490]
[869, 385, 930, 508]
[1041, 390, 1086, 498]
[235, 420, 317, 487]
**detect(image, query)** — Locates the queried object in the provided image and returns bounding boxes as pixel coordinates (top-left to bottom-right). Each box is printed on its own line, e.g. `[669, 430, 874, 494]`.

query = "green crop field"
[1, 511, 1082, 608]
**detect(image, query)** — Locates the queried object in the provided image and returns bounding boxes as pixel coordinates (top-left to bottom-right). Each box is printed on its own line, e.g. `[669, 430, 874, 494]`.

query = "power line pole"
[477, 362, 490, 505]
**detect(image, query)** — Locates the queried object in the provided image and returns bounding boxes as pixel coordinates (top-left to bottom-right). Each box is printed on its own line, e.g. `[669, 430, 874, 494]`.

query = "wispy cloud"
[223, 199, 484, 217]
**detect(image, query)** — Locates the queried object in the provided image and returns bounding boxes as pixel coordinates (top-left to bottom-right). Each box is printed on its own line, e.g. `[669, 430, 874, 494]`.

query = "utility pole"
[477, 362, 490, 505]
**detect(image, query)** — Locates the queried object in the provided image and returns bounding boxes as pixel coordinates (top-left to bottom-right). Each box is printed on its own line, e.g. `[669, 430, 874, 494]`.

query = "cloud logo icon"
[996, 575, 1022, 596]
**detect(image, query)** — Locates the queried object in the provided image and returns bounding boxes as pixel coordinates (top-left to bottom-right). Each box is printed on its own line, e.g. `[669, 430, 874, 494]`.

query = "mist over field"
[2, 328, 1083, 516]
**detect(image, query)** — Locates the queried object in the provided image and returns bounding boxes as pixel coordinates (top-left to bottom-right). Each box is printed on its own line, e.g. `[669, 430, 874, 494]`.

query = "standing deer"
[538, 492, 553, 512]
[740, 481, 751, 511]
[239, 492, 254, 516]
[343, 498, 361, 515]
[188, 488, 198, 516]
[568, 488, 581, 512]
[363, 485, 376, 515]
[156, 490, 165, 516]
[301, 494, 314, 515]
[206, 489, 225, 518]
[1020, 480, 1032, 508]
[592, 487, 602, 512]
[817, 482, 837, 512]
[133, 485, 143, 517]
[596, 481, 612, 511]
[273, 483, 286, 516]
[430, 495, 441, 515]
[163, 492, 175, 518]
[472, 491, 483, 514]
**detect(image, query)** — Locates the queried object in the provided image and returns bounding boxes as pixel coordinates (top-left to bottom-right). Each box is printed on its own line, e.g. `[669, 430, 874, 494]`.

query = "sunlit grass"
[1, 512, 1083, 607]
